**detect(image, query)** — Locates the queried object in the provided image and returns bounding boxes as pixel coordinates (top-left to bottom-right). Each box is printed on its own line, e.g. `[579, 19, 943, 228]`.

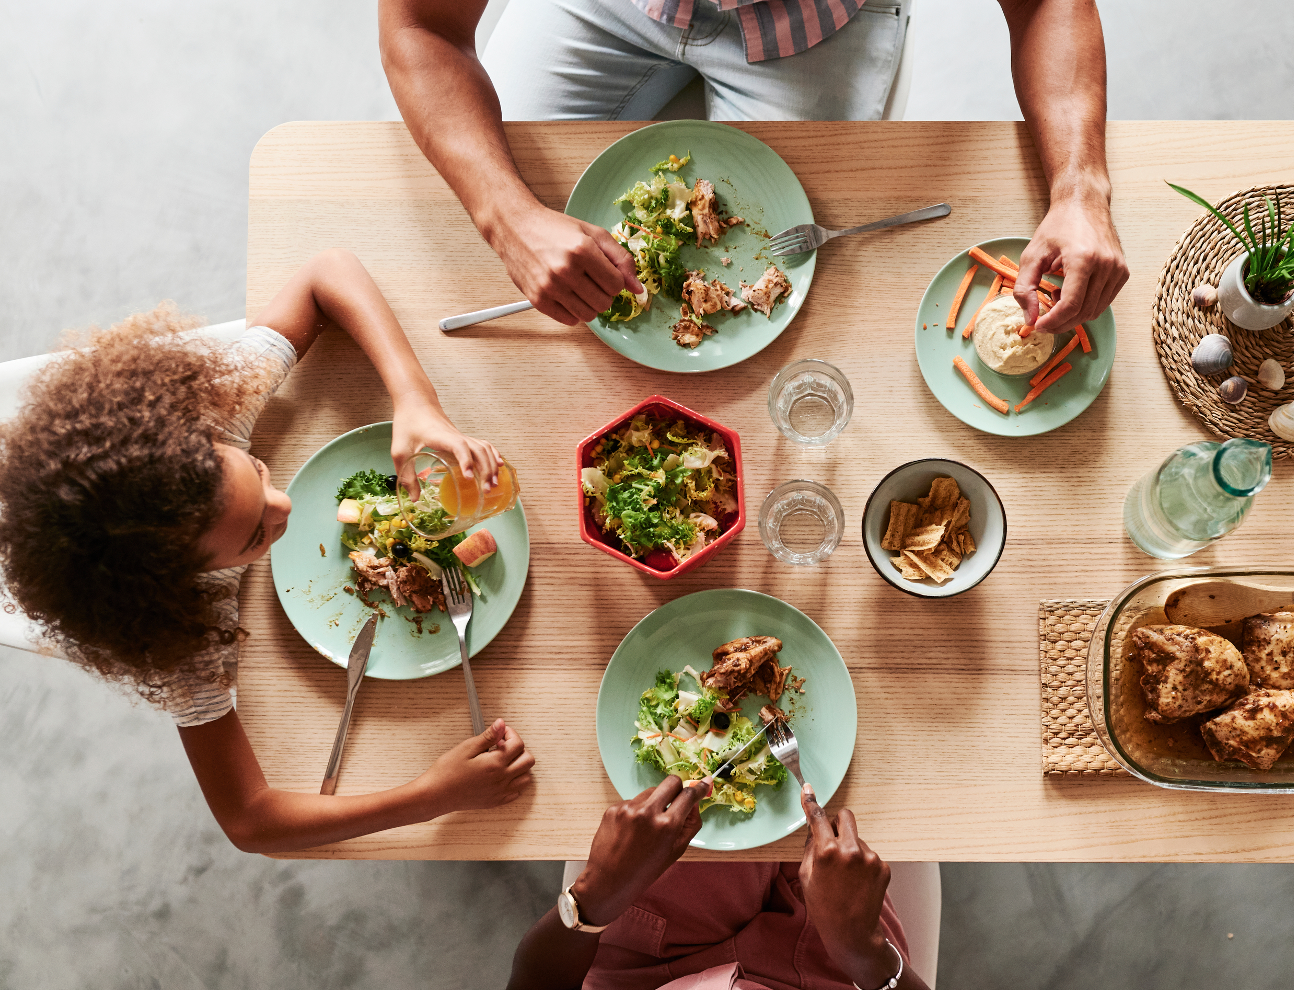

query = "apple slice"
[454, 529, 497, 567]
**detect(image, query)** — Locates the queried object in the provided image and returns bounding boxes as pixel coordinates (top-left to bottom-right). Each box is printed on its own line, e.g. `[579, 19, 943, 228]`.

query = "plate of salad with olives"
[272, 422, 530, 680]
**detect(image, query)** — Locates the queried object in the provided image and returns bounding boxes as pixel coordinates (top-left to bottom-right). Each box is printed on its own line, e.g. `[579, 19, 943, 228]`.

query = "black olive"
[390, 542, 410, 559]
[711, 711, 730, 730]
[385, 474, 398, 491]
[715, 765, 733, 781]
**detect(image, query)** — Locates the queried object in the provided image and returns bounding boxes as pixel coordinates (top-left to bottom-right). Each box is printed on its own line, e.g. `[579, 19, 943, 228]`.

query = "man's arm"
[999, 0, 1129, 333]
[179, 713, 533, 853]
[378, 0, 641, 325]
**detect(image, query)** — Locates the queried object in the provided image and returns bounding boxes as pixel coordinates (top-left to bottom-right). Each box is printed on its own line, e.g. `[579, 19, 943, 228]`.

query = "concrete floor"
[4, 1, 1294, 987]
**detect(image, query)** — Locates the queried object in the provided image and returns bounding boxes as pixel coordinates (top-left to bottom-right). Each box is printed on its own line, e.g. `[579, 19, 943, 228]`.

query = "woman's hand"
[391, 393, 502, 493]
[799, 784, 902, 989]
[569, 775, 708, 927]
[413, 718, 535, 816]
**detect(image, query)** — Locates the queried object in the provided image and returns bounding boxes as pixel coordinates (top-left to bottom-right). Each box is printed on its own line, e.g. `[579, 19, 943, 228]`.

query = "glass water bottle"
[1123, 438, 1272, 559]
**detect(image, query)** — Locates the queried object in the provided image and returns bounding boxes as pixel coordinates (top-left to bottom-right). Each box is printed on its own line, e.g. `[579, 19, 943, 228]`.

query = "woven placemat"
[1152, 183, 1294, 458]
[1039, 600, 1128, 777]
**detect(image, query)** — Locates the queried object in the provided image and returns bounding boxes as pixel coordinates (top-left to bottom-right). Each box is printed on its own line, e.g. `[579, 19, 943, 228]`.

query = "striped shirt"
[632, 0, 868, 63]
[161, 325, 297, 727]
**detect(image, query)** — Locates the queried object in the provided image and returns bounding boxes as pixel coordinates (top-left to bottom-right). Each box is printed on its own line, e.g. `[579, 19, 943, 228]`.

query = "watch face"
[557, 891, 577, 929]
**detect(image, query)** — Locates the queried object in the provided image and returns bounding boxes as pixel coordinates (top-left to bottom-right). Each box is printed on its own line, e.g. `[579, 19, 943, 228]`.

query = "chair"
[0, 318, 248, 655]
[560, 856, 940, 987]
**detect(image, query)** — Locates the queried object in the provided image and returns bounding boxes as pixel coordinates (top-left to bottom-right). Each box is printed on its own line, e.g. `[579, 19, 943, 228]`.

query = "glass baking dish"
[1088, 567, 1294, 792]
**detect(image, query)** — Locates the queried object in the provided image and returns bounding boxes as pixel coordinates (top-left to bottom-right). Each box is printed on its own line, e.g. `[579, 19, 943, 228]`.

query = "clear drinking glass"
[397, 448, 519, 540]
[767, 359, 854, 446]
[758, 480, 844, 565]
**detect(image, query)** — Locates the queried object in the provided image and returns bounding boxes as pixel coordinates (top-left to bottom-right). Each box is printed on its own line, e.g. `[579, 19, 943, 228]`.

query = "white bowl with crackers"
[862, 459, 1006, 598]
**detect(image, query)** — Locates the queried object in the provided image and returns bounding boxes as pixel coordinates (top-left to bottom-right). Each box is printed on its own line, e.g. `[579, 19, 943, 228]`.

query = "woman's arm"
[248, 247, 500, 485]
[999, 0, 1129, 333]
[179, 711, 533, 853]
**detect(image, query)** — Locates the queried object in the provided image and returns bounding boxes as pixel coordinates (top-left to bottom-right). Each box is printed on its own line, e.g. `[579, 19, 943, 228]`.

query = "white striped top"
[160, 325, 297, 727]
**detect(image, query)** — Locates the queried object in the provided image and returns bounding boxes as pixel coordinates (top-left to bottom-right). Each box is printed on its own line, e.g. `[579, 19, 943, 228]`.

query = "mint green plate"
[565, 121, 815, 374]
[916, 236, 1116, 436]
[595, 589, 856, 851]
[271, 422, 530, 680]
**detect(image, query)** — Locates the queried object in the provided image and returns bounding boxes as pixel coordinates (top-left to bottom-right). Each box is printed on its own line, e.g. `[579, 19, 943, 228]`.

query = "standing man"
[379, 0, 1127, 333]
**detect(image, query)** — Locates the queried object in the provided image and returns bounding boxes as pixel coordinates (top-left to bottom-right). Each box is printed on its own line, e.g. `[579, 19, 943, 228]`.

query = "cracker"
[902, 523, 948, 552]
[929, 477, 961, 509]
[959, 530, 977, 554]
[950, 496, 971, 531]
[881, 500, 919, 552]
[903, 549, 955, 583]
[892, 555, 926, 581]
[936, 545, 963, 572]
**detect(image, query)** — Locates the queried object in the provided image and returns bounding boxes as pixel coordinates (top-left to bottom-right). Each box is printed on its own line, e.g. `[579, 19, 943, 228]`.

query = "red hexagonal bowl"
[577, 395, 745, 579]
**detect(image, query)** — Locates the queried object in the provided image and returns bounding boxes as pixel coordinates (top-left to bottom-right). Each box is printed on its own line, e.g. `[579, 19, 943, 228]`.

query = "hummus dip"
[972, 295, 1054, 375]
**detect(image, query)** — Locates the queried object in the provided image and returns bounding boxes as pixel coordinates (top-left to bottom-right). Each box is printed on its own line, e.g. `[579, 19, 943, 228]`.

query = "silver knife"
[320, 613, 379, 795]
[710, 721, 773, 780]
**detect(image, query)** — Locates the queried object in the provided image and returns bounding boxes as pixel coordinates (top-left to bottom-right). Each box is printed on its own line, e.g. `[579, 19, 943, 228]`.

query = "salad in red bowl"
[577, 396, 744, 578]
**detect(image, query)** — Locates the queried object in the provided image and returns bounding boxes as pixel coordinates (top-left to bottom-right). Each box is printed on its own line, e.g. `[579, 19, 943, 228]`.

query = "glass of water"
[767, 359, 853, 446]
[758, 480, 845, 565]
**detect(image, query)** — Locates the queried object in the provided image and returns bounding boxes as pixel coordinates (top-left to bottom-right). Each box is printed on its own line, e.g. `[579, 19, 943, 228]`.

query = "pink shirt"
[631, 0, 869, 64]
[583, 862, 908, 990]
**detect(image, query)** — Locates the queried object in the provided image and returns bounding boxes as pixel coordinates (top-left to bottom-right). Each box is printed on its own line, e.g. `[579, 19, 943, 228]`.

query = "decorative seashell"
[1191, 334, 1233, 376]
[1258, 358, 1286, 391]
[1192, 282, 1219, 308]
[1270, 402, 1294, 441]
[1219, 376, 1248, 404]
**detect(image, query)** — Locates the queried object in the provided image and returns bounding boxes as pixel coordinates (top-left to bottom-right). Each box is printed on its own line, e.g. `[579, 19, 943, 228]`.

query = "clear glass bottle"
[1123, 438, 1272, 559]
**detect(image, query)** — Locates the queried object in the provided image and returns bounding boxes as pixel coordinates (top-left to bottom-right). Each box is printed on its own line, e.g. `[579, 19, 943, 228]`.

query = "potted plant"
[1169, 182, 1294, 331]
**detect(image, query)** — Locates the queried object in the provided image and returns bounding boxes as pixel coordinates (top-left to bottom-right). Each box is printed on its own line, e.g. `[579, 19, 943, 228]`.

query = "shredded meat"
[348, 550, 444, 614]
[394, 562, 445, 613]
[740, 266, 792, 318]
[671, 317, 715, 349]
[759, 704, 790, 727]
[680, 270, 747, 318]
[690, 179, 723, 247]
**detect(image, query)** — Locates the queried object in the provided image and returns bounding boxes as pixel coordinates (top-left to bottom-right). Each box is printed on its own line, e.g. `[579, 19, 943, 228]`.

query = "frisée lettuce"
[632, 666, 787, 815]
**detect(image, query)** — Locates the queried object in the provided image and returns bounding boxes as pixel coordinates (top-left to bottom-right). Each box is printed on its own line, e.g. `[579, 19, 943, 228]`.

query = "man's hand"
[799, 784, 902, 990]
[1015, 188, 1128, 334]
[491, 204, 644, 325]
[569, 776, 708, 926]
[415, 718, 535, 815]
[391, 393, 502, 493]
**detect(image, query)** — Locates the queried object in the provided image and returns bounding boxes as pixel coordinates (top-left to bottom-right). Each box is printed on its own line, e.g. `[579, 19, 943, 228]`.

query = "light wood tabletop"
[242, 120, 1294, 862]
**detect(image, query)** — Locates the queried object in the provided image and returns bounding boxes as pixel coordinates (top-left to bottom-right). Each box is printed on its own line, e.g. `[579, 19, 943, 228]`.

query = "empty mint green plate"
[272, 422, 530, 680]
[916, 236, 1116, 436]
[595, 589, 856, 851]
[565, 121, 815, 374]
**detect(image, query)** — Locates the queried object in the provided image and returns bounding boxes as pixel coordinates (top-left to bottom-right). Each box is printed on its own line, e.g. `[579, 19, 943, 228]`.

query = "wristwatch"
[557, 884, 612, 934]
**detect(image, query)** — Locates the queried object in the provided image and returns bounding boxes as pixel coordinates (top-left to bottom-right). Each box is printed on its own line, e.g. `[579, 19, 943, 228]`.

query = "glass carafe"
[397, 448, 519, 540]
[1123, 437, 1272, 559]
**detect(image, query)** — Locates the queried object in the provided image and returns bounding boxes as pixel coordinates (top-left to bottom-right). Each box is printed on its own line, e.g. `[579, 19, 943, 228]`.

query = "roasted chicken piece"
[689, 178, 723, 247]
[1242, 612, 1294, 689]
[680, 271, 747, 318]
[671, 317, 715, 349]
[394, 562, 445, 613]
[1129, 624, 1249, 723]
[759, 704, 789, 727]
[1200, 689, 1294, 770]
[739, 266, 791, 317]
[349, 550, 444, 613]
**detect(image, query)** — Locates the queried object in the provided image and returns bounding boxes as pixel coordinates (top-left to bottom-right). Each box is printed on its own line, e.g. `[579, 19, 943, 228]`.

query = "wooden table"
[242, 121, 1294, 862]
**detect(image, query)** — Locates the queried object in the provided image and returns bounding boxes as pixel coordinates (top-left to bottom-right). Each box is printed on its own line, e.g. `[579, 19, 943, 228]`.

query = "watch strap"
[561, 884, 612, 934]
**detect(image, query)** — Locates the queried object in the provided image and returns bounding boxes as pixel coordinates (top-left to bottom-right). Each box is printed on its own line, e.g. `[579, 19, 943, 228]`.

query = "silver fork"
[441, 568, 485, 735]
[768, 721, 805, 789]
[768, 202, 952, 257]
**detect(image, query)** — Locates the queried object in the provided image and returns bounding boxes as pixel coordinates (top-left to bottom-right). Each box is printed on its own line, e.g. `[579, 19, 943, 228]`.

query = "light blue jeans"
[481, 0, 907, 121]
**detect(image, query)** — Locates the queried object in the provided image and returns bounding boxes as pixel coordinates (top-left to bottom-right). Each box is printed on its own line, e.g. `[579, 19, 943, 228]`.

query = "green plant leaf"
[1167, 181, 1253, 255]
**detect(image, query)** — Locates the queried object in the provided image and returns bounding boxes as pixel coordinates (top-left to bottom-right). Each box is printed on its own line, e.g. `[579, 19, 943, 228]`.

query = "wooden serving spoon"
[1163, 581, 1294, 628]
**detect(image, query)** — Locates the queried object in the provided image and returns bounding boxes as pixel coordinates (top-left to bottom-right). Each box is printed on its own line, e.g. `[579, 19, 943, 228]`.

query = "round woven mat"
[1152, 184, 1294, 458]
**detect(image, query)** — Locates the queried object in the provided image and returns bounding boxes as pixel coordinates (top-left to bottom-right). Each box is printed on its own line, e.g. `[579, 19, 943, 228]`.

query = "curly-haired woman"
[0, 249, 535, 852]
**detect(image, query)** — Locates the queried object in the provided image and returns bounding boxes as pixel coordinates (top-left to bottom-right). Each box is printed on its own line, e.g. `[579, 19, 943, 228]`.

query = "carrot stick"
[1075, 324, 1091, 353]
[953, 355, 1010, 415]
[967, 246, 1060, 293]
[998, 255, 1020, 272]
[963, 273, 1004, 338]
[1015, 362, 1073, 412]
[946, 264, 979, 330]
[1030, 335, 1081, 386]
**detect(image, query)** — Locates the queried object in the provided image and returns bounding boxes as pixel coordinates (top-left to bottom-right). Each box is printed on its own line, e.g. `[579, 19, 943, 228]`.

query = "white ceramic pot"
[1217, 252, 1294, 331]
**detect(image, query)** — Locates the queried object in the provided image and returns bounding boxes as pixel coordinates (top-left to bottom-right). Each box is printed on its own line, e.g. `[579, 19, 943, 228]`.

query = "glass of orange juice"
[396, 448, 519, 540]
